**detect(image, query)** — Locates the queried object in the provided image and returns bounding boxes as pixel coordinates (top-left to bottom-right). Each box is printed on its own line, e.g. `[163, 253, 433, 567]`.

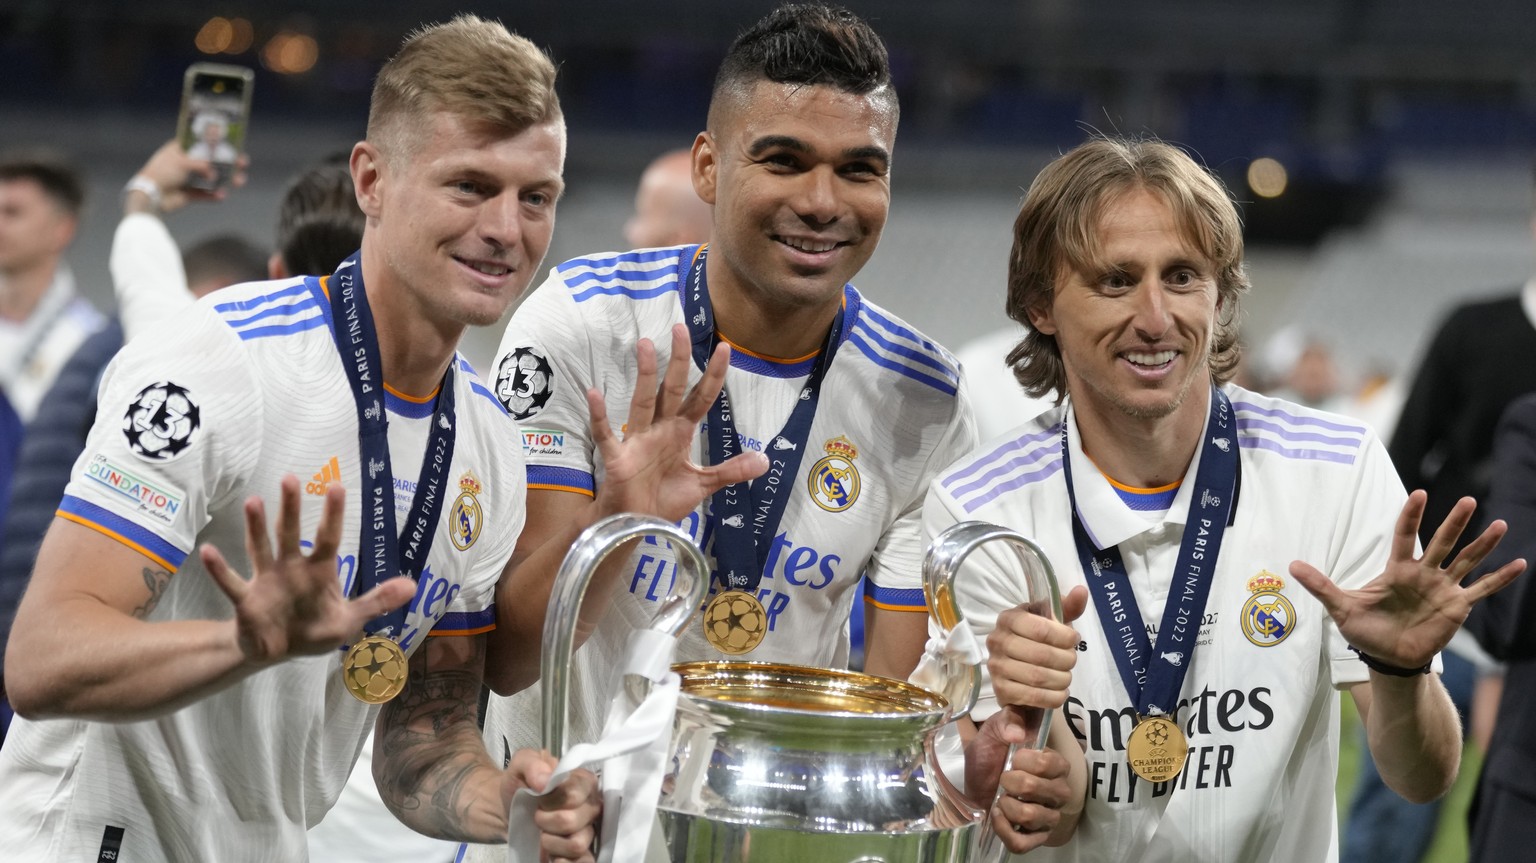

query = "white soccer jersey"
[924, 385, 1407, 863]
[471, 245, 973, 812]
[0, 272, 522, 862]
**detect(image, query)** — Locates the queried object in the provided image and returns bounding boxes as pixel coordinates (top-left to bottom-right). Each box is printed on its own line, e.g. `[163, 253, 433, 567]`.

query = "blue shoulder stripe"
[527, 465, 595, 494]
[212, 280, 312, 314]
[57, 495, 188, 571]
[850, 314, 960, 386]
[847, 330, 958, 395]
[455, 358, 508, 416]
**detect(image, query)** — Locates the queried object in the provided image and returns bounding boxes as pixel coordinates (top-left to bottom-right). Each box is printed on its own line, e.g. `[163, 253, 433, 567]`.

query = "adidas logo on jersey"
[307, 456, 342, 495]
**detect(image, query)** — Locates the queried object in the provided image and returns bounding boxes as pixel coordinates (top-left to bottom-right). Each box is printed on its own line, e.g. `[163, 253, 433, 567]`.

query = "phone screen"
[179, 64, 254, 190]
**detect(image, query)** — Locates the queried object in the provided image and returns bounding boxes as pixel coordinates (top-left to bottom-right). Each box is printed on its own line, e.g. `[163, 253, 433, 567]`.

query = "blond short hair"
[367, 14, 561, 162]
[1004, 137, 1250, 400]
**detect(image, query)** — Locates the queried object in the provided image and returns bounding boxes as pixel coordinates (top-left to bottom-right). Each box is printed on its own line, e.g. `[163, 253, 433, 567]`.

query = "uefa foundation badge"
[1240, 570, 1296, 647]
[808, 435, 861, 512]
[450, 471, 484, 551]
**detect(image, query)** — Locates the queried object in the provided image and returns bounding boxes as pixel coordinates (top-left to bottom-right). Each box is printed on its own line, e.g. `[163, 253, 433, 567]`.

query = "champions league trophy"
[535, 516, 1061, 863]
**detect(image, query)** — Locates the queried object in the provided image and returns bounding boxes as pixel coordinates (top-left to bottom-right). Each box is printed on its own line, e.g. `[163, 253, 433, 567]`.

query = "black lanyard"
[1063, 387, 1239, 717]
[326, 253, 456, 638]
[681, 245, 847, 592]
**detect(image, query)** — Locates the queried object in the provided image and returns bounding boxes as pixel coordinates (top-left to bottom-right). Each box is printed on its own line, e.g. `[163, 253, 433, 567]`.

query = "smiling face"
[693, 80, 896, 320]
[1029, 186, 1219, 427]
[355, 110, 566, 331]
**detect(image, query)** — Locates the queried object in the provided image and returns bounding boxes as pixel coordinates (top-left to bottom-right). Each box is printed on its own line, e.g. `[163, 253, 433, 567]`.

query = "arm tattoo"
[375, 636, 498, 841]
[131, 567, 172, 619]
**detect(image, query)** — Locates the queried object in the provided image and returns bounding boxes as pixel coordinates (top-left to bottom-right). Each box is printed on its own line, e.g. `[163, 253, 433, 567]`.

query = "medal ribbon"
[681, 245, 849, 592]
[327, 252, 457, 639]
[1062, 386, 1238, 717]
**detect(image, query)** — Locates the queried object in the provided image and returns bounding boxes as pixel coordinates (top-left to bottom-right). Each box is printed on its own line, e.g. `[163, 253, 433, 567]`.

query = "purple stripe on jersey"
[950, 440, 1063, 502]
[1236, 416, 1364, 449]
[555, 247, 683, 274]
[1238, 435, 1358, 464]
[58, 494, 188, 570]
[960, 457, 1064, 514]
[212, 280, 312, 313]
[847, 331, 958, 396]
[942, 425, 1061, 490]
[850, 315, 959, 385]
[528, 465, 595, 493]
[563, 262, 679, 289]
[231, 314, 328, 341]
[1231, 401, 1366, 435]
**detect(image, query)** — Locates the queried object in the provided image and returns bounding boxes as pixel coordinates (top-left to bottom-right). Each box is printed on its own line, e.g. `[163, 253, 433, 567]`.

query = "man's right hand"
[201, 475, 415, 664]
[986, 585, 1088, 712]
[126, 139, 248, 215]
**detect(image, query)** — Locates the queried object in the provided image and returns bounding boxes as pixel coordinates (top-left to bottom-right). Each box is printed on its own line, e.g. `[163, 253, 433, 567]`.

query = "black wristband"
[1348, 645, 1432, 677]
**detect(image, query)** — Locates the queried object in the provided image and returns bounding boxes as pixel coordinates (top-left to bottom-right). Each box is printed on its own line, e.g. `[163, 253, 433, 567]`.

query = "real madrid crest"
[450, 471, 484, 551]
[1240, 570, 1296, 647]
[808, 435, 860, 512]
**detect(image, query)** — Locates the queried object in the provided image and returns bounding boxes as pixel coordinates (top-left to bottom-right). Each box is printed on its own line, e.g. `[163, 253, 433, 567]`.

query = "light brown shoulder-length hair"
[1005, 137, 1249, 400]
[367, 14, 561, 164]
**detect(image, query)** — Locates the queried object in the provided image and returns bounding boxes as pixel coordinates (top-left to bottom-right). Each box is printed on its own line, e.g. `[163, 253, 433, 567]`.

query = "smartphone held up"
[177, 63, 253, 191]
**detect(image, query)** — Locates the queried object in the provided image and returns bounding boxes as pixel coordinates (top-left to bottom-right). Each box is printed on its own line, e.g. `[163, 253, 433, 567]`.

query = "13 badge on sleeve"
[122, 381, 201, 461]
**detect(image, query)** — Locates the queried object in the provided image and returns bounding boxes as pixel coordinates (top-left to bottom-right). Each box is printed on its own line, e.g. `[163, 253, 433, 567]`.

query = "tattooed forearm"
[131, 567, 172, 618]
[375, 636, 504, 841]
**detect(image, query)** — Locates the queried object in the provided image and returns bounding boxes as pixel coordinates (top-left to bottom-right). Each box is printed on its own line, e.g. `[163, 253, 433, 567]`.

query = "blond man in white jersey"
[462, 11, 976, 857]
[924, 137, 1527, 861]
[0, 16, 761, 862]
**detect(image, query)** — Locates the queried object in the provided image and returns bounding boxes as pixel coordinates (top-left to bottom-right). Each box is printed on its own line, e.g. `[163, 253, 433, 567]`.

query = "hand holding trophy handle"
[920, 520, 1062, 863]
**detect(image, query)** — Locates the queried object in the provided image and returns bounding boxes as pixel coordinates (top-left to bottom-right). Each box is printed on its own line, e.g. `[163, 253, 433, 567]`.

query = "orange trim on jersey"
[528, 483, 596, 497]
[1085, 453, 1181, 495]
[428, 623, 497, 637]
[718, 335, 821, 365]
[319, 275, 331, 299]
[55, 510, 180, 572]
[864, 595, 928, 612]
[1100, 473, 1181, 495]
[383, 381, 441, 403]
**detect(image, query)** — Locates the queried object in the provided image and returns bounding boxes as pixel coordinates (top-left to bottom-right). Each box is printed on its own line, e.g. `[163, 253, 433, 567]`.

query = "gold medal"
[1125, 715, 1189, 783]
[702, 590, 767, 654]
[341, 636, 409, 704]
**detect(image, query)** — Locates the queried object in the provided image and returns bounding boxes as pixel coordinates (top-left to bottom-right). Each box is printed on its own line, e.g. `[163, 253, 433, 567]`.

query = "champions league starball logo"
[495, 347, 553, 420]
[121, 381, 201, 462]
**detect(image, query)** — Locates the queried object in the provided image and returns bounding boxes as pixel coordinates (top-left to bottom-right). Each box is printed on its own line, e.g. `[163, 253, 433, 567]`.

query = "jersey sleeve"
[489, 268, 598, 497]
[1325, 432, 1418, 687]
[57, 302, 260, 571]
[864, 371, 980, 612]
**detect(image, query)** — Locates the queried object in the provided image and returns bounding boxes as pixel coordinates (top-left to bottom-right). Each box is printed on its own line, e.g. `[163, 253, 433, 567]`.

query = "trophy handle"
[922, 520, 1063, 863]
[540, 513, 711, 758]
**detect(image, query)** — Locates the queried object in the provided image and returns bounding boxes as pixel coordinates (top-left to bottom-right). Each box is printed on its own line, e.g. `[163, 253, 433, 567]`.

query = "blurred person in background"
[1462, 392, 1536, 863]
[0, 152, 105, 533]
[954, 323, 1058, 440]
[623, 148, 712, 250]
[1343, 177, 1536, 863]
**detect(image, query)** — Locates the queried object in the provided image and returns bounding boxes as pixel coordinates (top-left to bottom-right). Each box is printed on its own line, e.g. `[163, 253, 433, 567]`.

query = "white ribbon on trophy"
[908, 621, 988, 792]
[507, 627, 681, 863]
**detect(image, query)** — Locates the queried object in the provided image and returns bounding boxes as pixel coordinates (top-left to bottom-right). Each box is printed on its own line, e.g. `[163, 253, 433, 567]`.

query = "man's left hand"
[1291, 490, 1526, 668]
